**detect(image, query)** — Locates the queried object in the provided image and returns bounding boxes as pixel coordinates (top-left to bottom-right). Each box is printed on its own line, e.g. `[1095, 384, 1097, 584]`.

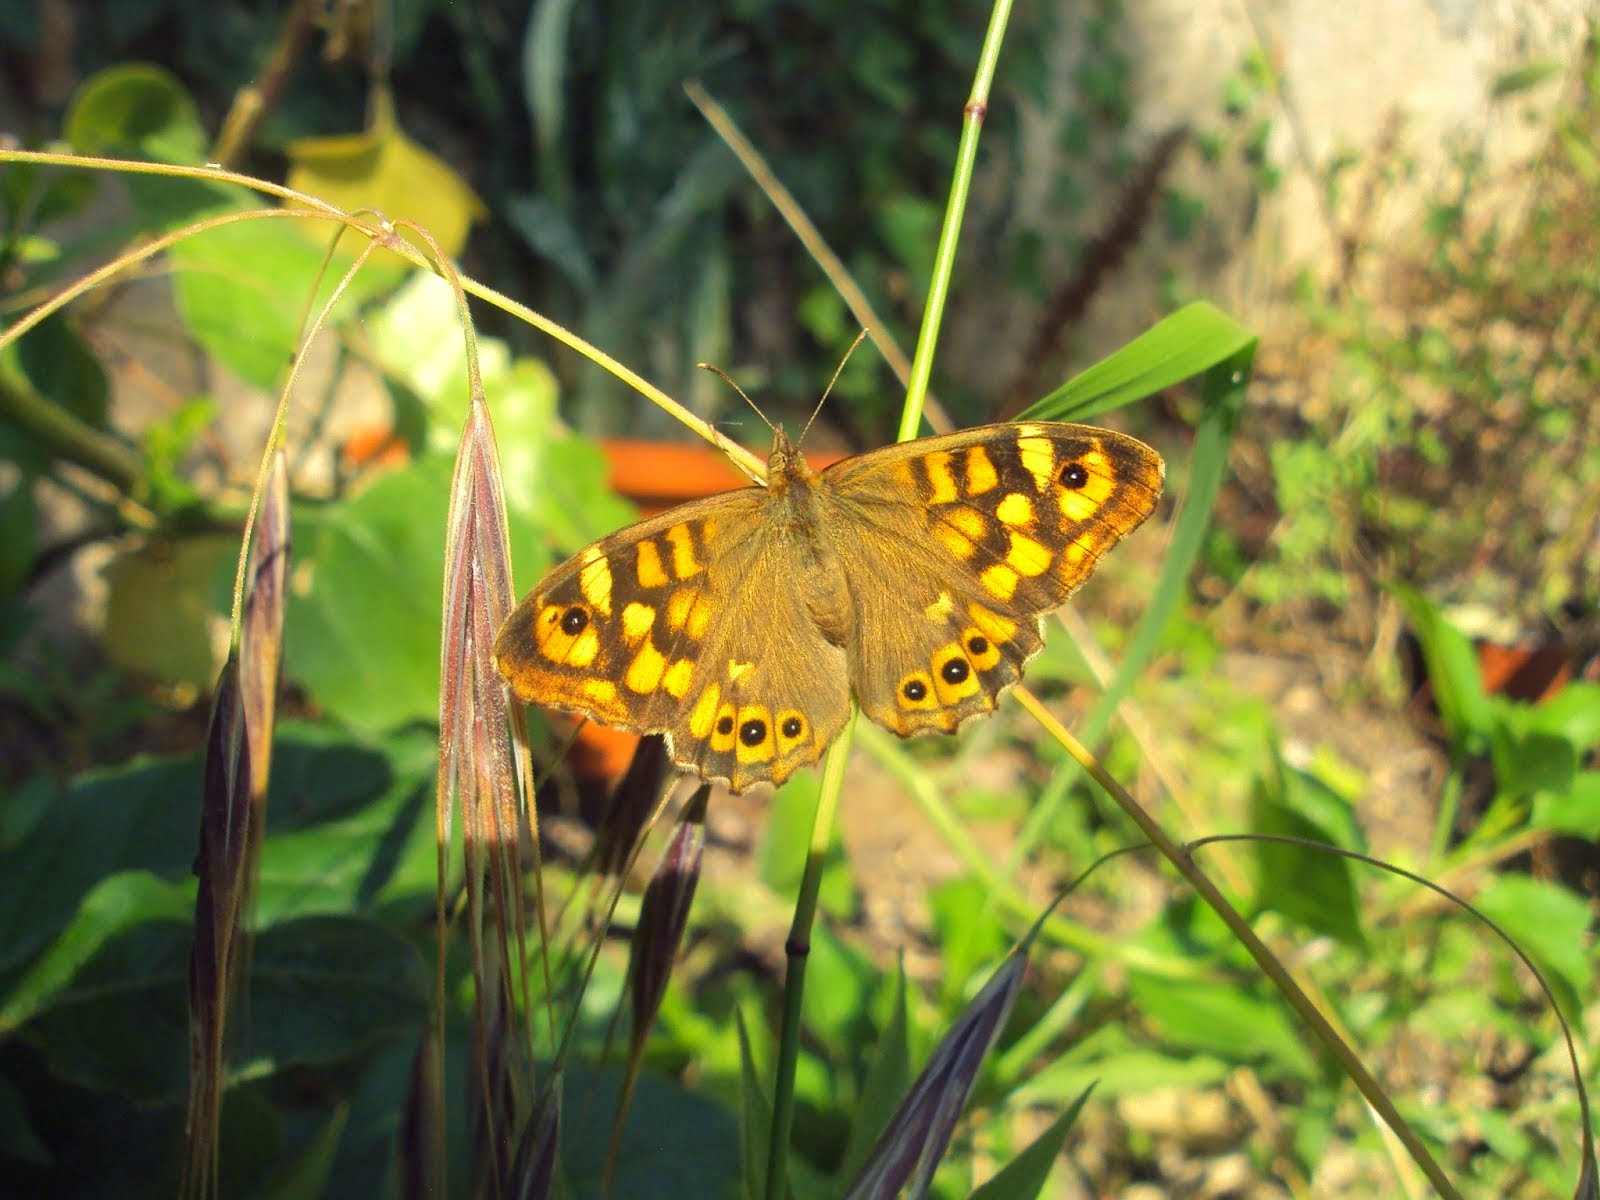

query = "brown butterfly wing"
[817, 422, 1164, 737]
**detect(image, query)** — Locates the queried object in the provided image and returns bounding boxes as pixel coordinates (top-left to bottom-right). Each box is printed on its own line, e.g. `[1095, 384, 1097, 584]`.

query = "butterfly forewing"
[819, 423, 1163, 738]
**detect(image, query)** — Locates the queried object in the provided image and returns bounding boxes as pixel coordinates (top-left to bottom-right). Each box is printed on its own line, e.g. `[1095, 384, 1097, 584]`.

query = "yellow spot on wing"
[924, 451, 959, 505]
[995, 492, 1034, 527]
[636, 539, 670, 589]
[578, 548, 613, 615]
[625, 641, 667, 693]
[728, 660, 754, 684]
[663, 659, 694, 699]
[1005, 531, 1052, 577]
[948, 507, 987, 539]
[924, 591, 954, 621]
[980, 563, 1020, 601]
[689, 684, 721, 738]
[665, 523, 703, 579]
[621, 602, 656, 643]
[964, 446, 999, 495]
[967, 603, 1018, 644]
[581, 679, 621, 714]
[1017, 436, 1055, 492]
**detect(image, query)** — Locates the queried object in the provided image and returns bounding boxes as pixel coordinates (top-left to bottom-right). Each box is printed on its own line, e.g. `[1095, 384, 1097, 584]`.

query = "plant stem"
[766, 720, 852, 1200]
[897, 0, 1014, 442]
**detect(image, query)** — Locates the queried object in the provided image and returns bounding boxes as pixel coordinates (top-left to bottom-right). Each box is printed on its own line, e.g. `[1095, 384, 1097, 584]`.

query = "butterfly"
[493, 421, 1164, 793]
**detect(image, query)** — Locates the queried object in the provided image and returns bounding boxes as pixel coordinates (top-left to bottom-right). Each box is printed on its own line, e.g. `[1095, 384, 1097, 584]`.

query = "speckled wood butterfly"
[494, 422, 1164, 792]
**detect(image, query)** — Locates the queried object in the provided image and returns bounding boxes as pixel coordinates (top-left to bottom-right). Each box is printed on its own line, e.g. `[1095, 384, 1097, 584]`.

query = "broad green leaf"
[20, 915, 426, 1102]
[239, 915, 428, 1070]
[63, 64, 238, 229]
[1531, 770, 1600, 838]
[12, 311, 109, 429]
[0, 728, 396, 976]
[287, 453, 452, 732]
[1249, 762, 1366, 948]
[1128, 969, 1317, 1079]
[64, 63, 206, 163]
[169, 217, 367, 391]
[1473, 875, 1591, 1021]
[562, 1065, 741, 1200]
[0, 871, 192, 1032]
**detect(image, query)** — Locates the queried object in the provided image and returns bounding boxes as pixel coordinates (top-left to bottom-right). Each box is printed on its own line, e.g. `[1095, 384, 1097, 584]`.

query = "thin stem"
[766, 719, 853, 1200]
[896, 0, 1014, 442]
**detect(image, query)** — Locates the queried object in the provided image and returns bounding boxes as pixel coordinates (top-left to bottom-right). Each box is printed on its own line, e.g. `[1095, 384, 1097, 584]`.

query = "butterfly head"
[764, 426, 817, 492]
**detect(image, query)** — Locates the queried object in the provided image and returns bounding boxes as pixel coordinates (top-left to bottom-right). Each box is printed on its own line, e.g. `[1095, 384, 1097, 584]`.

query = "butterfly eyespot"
[903, 679, 928, 702]
[781, 716, 803, 738]
[560, 606, 589, 634]
[716, 715, 735, 736]
[941, 658, 970, 684]
[739, 718, 768, 746]
[966, 635, 989, 655]
[1059, 461, 1089, 490]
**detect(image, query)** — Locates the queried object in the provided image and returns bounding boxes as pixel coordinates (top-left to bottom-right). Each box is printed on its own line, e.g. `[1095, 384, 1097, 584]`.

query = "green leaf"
[240, 916, 429, 1072]
[1473, 875, 1591, 1021]
[929, 877, 1010, 1009]
[287, 453, 452, 732]
[169, 218, 369, 392]
[0, 728, 398, 977]
[12, 311, 110, 429]
[1128, 969, 1317, 1079]
[836, 965, 912, 1185]
[0, 871, 192, 1032]
[100, 534, 234, 690]
[967, 1086, 1091, 1200]
[62, 65, 238, 229]
[64, 63, 207, 162]
[1249, 760, 1366, 948]
[19, 915, 426, 1102]
[1392, 586, 1490, 752]
[1531, 771, 1600, 838]
[562, 1065, 741, 1200]
[1020, 300, 1255, 422]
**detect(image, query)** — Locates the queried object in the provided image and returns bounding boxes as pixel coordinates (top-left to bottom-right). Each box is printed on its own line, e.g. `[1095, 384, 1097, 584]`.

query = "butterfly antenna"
[799, 328, 869, 446]
[696, 362, 774, 434]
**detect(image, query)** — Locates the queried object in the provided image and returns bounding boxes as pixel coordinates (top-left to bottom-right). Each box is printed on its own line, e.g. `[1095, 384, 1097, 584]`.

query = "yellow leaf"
[285, 87, 486, 261]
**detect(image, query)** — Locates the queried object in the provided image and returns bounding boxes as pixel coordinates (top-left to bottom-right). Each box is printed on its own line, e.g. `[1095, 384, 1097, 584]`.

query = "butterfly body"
[494, 422, 1163, 793]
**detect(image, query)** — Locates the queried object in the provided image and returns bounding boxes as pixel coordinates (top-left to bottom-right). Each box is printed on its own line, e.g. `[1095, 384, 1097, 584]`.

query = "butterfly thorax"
[764, 429, 853, 646]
